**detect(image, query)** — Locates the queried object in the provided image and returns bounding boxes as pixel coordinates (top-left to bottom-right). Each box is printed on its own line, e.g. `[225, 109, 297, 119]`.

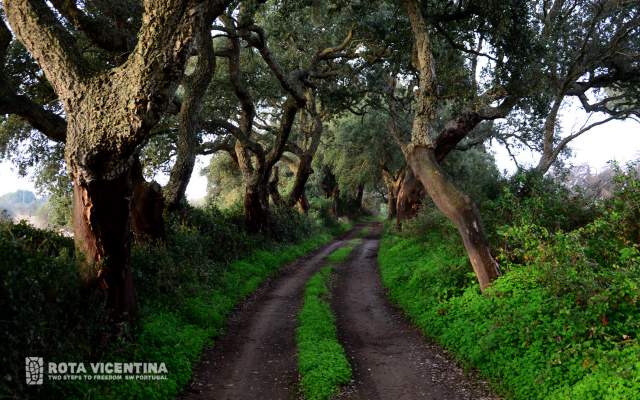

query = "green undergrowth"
[378, 221, 640, 400]
[2, 205, 351, 400]
[89, 234, 338, 400]
[296, 245, 355, 400]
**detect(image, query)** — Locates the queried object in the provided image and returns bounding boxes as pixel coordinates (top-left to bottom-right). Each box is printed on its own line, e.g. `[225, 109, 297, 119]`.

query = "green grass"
[1, 211, 352, 400]
[296, 245, 355, 400]
[325, 246, 352, 264]
[64, 233, 343, 400]
[377, 225, 640, 400]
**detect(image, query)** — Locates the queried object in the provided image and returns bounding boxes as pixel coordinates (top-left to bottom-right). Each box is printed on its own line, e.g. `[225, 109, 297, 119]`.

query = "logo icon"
[25, 357, 44, 385]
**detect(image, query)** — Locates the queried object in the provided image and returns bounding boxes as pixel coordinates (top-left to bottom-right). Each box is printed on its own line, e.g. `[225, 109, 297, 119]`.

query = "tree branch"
[5, 0, 88, 94]
[49, 0, 135, 53]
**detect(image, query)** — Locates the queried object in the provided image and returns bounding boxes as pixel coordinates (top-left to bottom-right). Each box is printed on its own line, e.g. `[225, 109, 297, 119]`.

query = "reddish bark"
[396, 167, 425, 224]
[72, 169, 135, 322]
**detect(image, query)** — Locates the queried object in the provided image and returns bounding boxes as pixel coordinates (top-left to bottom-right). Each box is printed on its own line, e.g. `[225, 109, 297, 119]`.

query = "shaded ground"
[332, 223, 497, 400]
[181, 226, 364, 400]
[181, 223, 498, 400]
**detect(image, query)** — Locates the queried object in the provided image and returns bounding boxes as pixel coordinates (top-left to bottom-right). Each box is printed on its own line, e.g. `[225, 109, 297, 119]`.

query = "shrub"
[1, 204, 347, 399]
[378, 168, 640, 400]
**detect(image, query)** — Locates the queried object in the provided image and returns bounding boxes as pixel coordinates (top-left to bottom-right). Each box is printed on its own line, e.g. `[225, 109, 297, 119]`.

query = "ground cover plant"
[378, 167, 640, 400]
[1, 206, 350, 399]
[296, 244, 356, 400]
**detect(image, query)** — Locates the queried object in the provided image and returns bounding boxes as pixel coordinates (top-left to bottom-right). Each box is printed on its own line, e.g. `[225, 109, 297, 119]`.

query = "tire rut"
[180, 226, 364, 400]
[332, 223, 498, 400]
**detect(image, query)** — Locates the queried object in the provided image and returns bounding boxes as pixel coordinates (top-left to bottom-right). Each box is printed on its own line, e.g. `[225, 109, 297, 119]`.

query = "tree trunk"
[164, 21, 215, 211]
[297, 192, 310, 213]
[387, 190, 397, 220]
[131, 159, 165, 240]
[355, 184, 365, 209]
[288, 154, 313, 210]
[268, 166, 285, 207]
[331, 187, 340, 217]
[407, 146, 499, 291]
[382, 167, 402, 220]
[396, 167, 424, 224]
[244, 181, 270, 233]
[72, 167, 135, 322]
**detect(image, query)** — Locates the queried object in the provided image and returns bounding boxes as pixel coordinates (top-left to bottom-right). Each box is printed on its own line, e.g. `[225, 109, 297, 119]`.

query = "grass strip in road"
[296, 245, 355, 400]
[60, 226, 351, 400]
[325, 240, 358, 264]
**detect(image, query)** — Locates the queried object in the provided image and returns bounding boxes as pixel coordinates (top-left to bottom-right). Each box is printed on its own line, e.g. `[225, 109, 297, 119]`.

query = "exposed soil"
[332, 223, 497, 400]
[180, 226, 364, 400]
[181, 222, 499, 400]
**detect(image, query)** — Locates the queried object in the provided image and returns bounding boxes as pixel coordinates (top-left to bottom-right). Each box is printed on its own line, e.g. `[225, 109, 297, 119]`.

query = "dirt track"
[180, 227, 363, 400]
[332, 223, 497, 400]
[181, 223, 498, 400]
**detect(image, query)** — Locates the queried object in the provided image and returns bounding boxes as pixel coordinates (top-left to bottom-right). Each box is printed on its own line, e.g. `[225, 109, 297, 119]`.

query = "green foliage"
[0, 221, 104, 399]
[297, 262, 352, 400]
[482, 173, 597, 242]
[80, 233, 336, 400]
[378, 168, 640, 400]
[204, 152, 244, 209]
[0, 206, 349, 399]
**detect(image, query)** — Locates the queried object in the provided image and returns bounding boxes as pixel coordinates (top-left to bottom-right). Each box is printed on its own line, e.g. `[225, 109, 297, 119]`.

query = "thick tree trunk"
[6, 0, 229, 327]
[131, 159, 165, 240]
[72, 167, 135, 322]
[164, 22, 214, 211]
[245, 182, 270, 233]
[396, 167, 424, 224]
[288, 154, 313, 210]
[407, 146, 499, 291]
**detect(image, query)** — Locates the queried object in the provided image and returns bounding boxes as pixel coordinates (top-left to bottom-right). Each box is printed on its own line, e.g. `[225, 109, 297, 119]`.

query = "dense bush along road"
[181, 224, 495, 400]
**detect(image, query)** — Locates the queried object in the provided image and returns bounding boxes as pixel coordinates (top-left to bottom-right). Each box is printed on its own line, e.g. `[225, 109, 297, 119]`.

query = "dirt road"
[181, 227, 363, 400]
[181, 223, 497, 400]
[332, 224, 496, 400]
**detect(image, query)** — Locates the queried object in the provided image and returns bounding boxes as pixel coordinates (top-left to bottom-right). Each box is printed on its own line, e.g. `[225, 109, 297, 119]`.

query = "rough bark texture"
[164, 20, 215, 211]
[396, 167, 424, 225]
[286, 96, 323, 211]
[244, 182, 270, 233]
[131, 159, 165, 240]
[5, 0, 229, 322]
[268, 166, 285, 207]
[407, 147, 499, 291]
[287, 153, 314, 211]
[382, 167, 403, 220]
[402, 0, 500, 291]
[72, 167, 135, 319]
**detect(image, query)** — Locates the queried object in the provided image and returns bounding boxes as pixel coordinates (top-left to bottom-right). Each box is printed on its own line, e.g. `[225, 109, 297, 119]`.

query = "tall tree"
[496, 0, 640, 177]
[389, 0, 536, 291]
[203, 1, 355, 231]
[4, 0, 230, 322]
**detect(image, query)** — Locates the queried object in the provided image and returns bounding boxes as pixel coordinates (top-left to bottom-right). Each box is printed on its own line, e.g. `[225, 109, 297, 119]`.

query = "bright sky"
[490, 102, 640, 175]
[0, 113, 638, 200]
